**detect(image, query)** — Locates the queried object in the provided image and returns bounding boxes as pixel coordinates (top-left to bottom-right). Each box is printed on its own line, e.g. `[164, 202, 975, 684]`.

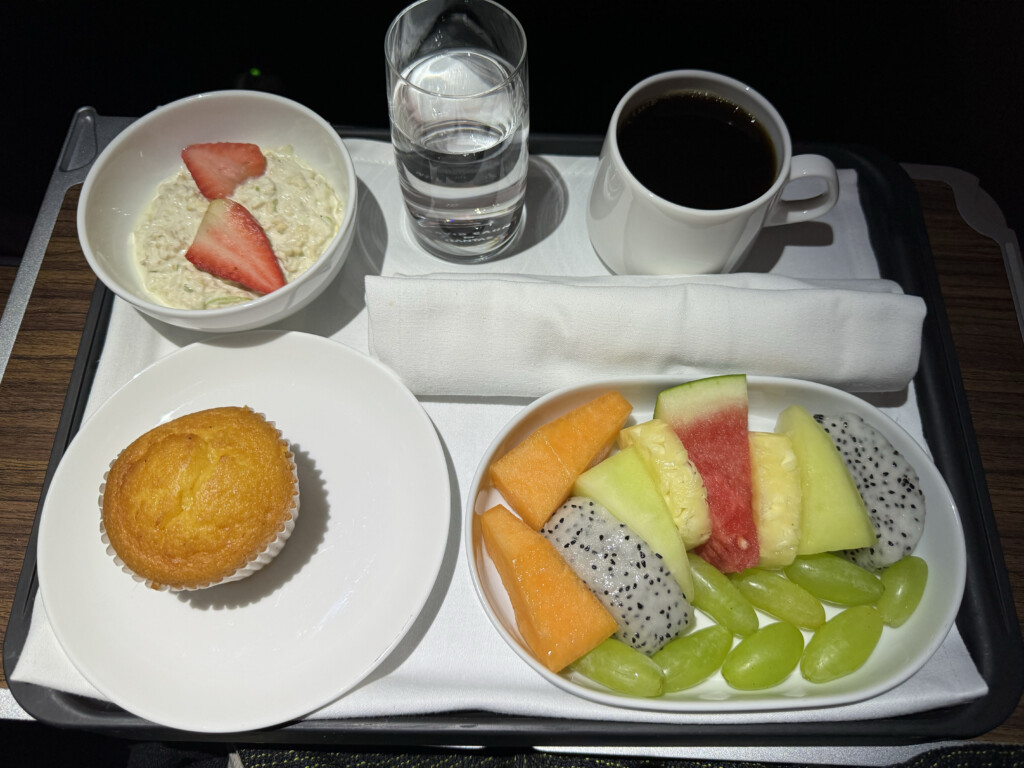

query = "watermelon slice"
[653, 375, 759, 572]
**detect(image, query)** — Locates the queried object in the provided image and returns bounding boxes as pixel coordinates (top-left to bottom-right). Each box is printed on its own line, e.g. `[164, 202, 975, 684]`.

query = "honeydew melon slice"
[774, 404, 876, 554]
[573, 446, 694, 600]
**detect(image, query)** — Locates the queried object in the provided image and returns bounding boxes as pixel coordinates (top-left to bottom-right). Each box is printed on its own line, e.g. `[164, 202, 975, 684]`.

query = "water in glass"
[391, 48, 528, 261]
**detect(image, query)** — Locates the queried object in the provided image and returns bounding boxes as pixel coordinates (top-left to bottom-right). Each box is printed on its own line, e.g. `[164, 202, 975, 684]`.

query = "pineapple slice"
[618, 419, 711, 549]
[749, 431, 802, 567]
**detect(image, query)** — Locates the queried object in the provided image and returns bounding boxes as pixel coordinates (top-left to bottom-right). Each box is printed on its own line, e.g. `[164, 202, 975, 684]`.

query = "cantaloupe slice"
[479, 504, 618, 672]
[774, 405, 876, 554]
[489, 391, 632, 530]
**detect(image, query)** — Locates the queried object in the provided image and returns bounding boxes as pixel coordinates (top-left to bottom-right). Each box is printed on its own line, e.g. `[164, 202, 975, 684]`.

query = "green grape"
[687, 553, 759, 636]
[875, 556, 928, 627]
[730, 567, 826, 630]
[784, 553, 884, 605]
[570, 638, 664, 697]
[652, 624, 733, 692]
[721, 621, 804, 690]
[801, 604, 884, 683]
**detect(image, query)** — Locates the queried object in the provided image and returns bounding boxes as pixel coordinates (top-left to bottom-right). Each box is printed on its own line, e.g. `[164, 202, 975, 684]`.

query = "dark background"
[5, 1, 1023, 264]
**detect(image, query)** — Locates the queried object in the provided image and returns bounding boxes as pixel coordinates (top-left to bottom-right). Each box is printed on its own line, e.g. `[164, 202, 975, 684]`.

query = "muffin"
[100, 406, 299, 590]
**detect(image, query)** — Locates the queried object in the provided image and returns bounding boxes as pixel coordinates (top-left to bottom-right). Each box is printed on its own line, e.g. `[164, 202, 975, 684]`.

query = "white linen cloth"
[11, 139, 986, 733]
[366, 273, 926, 397]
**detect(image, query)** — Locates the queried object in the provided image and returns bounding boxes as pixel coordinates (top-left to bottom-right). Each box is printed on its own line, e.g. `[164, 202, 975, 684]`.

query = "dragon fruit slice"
[542, 496, 692, 654]
[814, 413, 925, 570]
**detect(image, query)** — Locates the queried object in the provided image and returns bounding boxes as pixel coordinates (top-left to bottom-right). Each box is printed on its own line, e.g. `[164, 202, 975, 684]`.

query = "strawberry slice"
[186, 199, 286, 295]
[182, 142, 267, 199]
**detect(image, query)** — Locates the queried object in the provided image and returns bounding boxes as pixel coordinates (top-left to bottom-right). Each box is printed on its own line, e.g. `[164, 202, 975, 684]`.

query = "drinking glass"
[386, 0, 529, 262]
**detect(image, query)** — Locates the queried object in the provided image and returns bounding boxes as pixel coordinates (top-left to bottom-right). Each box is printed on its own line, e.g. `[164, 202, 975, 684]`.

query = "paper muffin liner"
[99, 409, 300, 592]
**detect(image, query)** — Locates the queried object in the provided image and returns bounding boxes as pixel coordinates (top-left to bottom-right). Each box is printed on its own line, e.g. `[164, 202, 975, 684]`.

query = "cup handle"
[764, 154, 840, 226]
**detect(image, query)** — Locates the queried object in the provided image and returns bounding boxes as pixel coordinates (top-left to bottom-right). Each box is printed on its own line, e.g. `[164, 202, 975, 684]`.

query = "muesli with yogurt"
[133, 144, 343, 310]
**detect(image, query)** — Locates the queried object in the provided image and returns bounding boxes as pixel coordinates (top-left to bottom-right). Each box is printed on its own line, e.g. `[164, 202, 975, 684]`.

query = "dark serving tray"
[4, 116, 1022, 746]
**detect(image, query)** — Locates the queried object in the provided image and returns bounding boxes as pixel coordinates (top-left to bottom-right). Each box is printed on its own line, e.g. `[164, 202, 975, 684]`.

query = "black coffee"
[617, 90, 777, 210]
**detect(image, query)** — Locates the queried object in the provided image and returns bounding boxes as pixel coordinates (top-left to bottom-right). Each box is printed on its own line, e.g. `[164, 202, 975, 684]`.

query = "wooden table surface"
[0, 179, 1021, 745]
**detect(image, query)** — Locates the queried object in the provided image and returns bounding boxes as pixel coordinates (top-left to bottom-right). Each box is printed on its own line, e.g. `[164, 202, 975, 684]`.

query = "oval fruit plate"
[466, 375, 965, 713]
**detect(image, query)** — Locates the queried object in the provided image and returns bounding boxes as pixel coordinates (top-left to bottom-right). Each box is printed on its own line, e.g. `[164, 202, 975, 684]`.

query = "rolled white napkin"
[366, 272, 927, 397]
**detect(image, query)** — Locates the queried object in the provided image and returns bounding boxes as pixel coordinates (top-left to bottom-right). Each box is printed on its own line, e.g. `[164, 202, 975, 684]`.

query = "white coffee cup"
[587, 70, 840, 275]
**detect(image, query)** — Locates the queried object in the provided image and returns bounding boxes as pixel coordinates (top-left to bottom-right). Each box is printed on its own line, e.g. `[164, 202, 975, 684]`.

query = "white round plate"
[38, 330, 451, 732]
[467, 375, 965, 712]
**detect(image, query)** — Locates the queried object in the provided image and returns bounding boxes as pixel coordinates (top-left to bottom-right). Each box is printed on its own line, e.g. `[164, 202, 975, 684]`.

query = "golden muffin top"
[102, 406, 298, 589]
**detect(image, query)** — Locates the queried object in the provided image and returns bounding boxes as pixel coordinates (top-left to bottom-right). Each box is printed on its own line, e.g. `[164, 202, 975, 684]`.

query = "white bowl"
[78, 90, 358, 333]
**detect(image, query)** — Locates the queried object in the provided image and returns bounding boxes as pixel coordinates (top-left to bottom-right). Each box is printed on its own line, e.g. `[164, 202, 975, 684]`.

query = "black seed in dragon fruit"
[814, 413, 925, 570]
[542, 496, 691, 654]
